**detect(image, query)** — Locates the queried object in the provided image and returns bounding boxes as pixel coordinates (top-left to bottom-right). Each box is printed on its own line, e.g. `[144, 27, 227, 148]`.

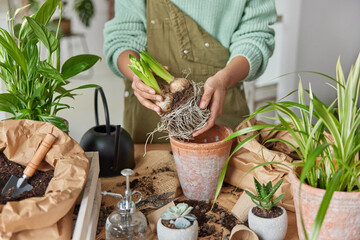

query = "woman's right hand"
[131, 74, 163, 115]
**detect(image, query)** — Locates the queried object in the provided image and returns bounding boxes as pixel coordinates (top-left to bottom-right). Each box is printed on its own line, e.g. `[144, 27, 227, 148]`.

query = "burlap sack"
[0, 120, 89, 240]
[225, 119, 300, 212]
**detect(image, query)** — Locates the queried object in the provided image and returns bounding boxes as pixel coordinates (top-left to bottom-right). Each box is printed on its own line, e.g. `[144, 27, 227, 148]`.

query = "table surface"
[96, 144, 298, 240]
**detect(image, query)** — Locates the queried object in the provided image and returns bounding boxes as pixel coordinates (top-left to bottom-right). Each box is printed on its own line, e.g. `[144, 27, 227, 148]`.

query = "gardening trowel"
[1, 133, 56, 198]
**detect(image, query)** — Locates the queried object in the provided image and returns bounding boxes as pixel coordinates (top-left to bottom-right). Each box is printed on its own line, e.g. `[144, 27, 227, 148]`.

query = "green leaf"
[0, 28, 28, 76]
[33, 0, 62, 26]
[272, 193, 285, 205]
[38, 114, 68, 132]
[245, 190, 262, 202]
[253, 177, 263, 197]
[26, 17, 59, 53]
[140, 50, 174, 83]
[128, 54, 162, 94]
[61, 54, 101, 80]
[37, 61, 64, 82]
[264, 178, 284, 202]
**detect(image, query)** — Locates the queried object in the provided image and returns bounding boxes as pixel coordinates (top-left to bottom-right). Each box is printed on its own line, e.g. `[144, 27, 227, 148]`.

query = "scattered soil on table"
[129, 176, 155, 196]
[177, 199, 240, 238]
[0, 152, 54, 204]
[252, 205, 283, 218]
[97, 201, 115, 235]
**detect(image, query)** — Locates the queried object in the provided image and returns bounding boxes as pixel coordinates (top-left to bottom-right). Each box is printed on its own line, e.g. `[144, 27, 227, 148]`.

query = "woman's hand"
[192, 56, 250, 137]
[131, 74, 163, 115]
[192, 73, 228, 137]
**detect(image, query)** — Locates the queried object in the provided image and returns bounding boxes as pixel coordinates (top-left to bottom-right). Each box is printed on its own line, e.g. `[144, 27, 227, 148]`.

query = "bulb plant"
[160, 203, 196, 229]
[0, 0, 101, 131]
[214, 54, 360, 240]
[245, 177, 285, 214]
[128, 50, 210, 140]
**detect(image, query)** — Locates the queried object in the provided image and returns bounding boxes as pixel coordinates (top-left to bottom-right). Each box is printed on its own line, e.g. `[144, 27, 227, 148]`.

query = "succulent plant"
[161, 203, 196, 229]
[245, 177, 285, 212]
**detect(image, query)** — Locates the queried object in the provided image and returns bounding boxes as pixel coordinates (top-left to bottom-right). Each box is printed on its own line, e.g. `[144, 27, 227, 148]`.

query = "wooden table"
[96, 144, 299, 240]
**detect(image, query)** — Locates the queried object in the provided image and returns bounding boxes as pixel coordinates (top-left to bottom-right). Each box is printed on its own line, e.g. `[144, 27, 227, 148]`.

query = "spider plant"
[0, 0, 100, 131]
[214, 53, 360, 240]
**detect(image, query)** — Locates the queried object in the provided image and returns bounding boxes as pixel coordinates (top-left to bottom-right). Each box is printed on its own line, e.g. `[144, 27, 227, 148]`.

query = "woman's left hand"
[192, 73, 228, 137]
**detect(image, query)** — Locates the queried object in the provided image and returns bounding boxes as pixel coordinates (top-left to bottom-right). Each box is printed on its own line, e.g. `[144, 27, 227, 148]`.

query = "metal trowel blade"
[1, 175, 33, 197]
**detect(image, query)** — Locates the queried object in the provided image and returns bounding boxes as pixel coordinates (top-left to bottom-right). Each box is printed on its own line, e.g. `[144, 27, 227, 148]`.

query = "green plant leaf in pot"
[0, 0, 101, 131]
[213, 53, 360, 240]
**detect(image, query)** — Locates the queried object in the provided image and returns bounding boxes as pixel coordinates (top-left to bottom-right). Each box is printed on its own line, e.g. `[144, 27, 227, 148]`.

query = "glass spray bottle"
[102, 169, 147, 240]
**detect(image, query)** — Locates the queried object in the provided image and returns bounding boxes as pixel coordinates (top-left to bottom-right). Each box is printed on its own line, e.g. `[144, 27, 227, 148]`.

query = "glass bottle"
[102, 169, 147, 240]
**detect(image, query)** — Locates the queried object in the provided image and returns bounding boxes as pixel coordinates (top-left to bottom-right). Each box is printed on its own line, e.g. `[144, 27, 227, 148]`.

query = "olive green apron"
[123, 0, 249, 143]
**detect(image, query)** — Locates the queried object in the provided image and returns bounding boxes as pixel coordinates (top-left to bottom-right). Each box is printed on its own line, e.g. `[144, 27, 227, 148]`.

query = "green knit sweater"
[103, 0, 277, 81]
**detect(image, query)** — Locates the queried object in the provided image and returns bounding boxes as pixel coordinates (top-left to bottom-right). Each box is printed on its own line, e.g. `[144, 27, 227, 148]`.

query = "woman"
[104, 0, 277, 143]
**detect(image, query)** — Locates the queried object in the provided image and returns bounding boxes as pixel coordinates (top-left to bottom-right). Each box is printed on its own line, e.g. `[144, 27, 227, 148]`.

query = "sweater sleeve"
[229, 0, 277, 81]
[103, 0, 147, 78]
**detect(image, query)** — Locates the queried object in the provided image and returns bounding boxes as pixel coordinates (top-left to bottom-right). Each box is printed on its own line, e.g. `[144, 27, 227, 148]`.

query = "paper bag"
[0, 120, 89, 239]
[225, 119, 300, 212]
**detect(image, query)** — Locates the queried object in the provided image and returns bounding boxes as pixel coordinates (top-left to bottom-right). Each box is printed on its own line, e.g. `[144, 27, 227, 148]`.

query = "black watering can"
[80, 88, 135, 177]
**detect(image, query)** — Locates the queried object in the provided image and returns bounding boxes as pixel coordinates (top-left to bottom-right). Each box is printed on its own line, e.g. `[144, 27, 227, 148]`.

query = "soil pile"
[0, 152, 54, 204]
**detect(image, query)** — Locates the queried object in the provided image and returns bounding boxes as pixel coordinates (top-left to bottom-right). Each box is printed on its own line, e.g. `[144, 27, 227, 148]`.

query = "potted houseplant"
[214, 54, 360, 240]
[246, 177, 287, 240]
[157, 202, 198, 240]
[0, 0, 101, 132]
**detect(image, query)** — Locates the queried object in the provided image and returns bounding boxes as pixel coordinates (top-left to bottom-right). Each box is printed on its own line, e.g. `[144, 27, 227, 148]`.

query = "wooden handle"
[23, 133, 56, 177]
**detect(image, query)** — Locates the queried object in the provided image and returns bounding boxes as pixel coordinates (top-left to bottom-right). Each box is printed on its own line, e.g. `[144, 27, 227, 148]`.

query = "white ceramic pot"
[157, 219, 198, 240]
[248, 205, 288, 240]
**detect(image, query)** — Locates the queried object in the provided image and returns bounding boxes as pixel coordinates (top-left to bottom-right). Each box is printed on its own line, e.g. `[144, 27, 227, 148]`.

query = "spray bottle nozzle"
[101, 169, 142, 213]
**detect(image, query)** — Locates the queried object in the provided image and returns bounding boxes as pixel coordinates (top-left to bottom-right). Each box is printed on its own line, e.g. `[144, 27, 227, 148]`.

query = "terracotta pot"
[248, 205, 288, 240]
[170, 124, 233, 200]
[157, 219, 198, 240]
[289, 168, 360, 240]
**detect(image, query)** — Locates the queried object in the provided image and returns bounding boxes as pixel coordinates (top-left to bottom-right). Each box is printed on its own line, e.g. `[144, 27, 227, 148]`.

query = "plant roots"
[147, 81, 210, 142]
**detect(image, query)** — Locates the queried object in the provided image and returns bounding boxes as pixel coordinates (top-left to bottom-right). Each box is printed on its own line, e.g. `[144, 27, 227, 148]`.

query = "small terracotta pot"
[289, 168, 360, 240]
[170, 124, 233, 200]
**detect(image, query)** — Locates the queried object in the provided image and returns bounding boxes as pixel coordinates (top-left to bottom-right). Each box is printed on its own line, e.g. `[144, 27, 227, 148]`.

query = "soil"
[169, 84, 194, 112]
[161, 219, 194, 229]
[252, 206, 283, 218]
[0, 152, 54, 204]
[176, 199, 240, 238]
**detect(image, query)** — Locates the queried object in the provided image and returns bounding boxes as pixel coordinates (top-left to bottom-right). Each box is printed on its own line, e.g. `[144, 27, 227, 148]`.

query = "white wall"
[277, 0, 360, 104]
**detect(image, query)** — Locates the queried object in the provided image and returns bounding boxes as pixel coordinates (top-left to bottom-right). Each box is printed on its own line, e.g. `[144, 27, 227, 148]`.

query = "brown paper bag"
[225, 119, 300, 212]
[0, 120, 89, 239]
